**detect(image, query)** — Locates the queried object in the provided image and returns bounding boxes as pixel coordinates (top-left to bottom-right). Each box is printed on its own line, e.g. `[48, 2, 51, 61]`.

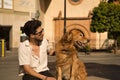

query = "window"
[0, 0, 2, 8]
[72, 0, 80, 2]
[0, 0, 13, 9]
[68, 0, 83, 5]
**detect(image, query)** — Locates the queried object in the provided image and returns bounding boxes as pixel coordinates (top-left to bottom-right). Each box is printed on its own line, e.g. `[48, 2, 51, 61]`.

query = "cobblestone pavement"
[0, 51, 120, 80]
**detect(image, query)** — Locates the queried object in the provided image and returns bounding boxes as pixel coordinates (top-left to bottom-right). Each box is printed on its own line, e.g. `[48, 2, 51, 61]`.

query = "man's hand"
[48, 48, 55, 56]
[46, 77, 56, 80]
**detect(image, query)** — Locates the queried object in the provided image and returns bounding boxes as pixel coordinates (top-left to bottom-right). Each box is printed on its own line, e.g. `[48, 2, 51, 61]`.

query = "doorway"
[0, 25, 12, 50]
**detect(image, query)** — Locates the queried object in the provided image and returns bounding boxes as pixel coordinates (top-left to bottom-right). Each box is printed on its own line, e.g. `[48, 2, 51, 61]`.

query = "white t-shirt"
[18, 38, 50, 73]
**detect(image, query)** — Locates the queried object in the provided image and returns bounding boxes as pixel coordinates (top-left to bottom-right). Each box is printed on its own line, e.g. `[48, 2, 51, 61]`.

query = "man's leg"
[22, 70, 55, 80]
[39, 70, 54, 77]
[22, 74, 39, 80]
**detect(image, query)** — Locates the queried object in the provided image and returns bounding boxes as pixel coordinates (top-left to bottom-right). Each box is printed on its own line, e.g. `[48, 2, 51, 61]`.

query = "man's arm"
[23, 65, 56, 80]
[23, 65, 47, 80]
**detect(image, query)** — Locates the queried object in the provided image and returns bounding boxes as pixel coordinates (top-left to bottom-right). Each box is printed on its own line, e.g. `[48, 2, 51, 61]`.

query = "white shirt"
[18, 38, 50, 73]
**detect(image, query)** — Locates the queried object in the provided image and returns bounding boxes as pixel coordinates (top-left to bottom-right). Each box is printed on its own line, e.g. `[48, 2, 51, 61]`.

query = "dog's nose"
[87, 39, 90, 43]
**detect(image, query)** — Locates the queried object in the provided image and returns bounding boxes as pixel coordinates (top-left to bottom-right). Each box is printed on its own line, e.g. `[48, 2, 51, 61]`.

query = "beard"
[34, 37, 43, 46]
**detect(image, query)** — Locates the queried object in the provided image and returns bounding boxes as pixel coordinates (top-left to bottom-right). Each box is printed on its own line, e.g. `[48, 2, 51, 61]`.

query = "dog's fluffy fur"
[56, 29, 88, 80]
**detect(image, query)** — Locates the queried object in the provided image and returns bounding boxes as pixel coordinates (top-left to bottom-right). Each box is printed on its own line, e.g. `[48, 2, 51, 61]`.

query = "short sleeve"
[46, 39, 50, 51]
[18, 43, 31, 65]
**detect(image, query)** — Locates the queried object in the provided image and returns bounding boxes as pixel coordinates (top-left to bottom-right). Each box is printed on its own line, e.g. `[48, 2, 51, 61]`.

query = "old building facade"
[0, 0, 109, 52]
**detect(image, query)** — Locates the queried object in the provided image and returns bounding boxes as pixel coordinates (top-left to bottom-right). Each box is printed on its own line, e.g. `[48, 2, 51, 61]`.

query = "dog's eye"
[80, 34, 83, 37]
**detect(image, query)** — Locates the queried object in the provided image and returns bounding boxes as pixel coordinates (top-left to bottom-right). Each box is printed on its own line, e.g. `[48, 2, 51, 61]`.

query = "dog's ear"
[61, 32, 73, 42]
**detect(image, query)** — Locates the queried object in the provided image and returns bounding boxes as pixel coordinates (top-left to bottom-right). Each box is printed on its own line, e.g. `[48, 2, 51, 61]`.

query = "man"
[18, 20, 56, 80]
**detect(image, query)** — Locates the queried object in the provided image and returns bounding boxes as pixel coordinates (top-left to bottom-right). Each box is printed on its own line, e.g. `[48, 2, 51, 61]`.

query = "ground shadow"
[48, 62, 56, 77]
[48, 62, 120, 80]
[85, 63, 120, 80]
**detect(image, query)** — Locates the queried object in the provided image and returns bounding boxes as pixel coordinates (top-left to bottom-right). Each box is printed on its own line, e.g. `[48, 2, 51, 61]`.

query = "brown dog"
[56, 29, 89, 80]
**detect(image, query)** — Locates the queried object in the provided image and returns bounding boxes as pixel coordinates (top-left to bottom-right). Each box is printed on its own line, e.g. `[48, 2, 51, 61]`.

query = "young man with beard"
[18, 20, 56, 80]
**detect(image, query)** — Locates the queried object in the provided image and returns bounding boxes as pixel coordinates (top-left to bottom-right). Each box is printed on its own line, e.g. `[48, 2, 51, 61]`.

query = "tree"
[108, 0, 120, 3]
[90, 1, 120, 54]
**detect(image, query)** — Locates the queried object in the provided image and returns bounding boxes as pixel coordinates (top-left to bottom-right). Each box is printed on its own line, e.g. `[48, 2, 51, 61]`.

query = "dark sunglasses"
[34, 29, 44, 36]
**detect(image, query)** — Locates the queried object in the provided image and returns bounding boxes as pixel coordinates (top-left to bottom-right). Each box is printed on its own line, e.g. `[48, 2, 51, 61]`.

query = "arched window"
[68, 0, 83, 5]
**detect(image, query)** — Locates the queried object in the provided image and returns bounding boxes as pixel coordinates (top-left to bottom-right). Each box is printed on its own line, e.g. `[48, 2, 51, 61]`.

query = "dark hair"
[23, 20, 42, 37]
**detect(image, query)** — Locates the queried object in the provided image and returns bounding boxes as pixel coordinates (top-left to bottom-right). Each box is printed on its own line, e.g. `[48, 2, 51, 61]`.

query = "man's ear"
[30, 34, 35, 38]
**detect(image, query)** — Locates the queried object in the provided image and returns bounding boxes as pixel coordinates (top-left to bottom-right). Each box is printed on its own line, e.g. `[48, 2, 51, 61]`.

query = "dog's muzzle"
[74, 39, 90, 49]
[74, 41, 85, 49]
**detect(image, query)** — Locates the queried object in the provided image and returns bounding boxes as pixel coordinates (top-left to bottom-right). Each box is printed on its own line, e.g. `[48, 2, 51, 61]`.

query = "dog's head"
[61, 29, 89, 49]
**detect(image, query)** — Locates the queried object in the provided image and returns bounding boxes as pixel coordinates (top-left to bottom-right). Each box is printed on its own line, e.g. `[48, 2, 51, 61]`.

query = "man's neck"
[29, 39, 41, 46]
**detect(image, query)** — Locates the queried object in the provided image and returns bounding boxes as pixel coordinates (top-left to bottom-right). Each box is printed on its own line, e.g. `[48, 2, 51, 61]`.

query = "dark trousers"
[22, 70, 54, 80]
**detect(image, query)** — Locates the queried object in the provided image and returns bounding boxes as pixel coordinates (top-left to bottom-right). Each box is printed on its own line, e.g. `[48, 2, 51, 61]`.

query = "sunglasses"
[34, 29, 44, 36]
